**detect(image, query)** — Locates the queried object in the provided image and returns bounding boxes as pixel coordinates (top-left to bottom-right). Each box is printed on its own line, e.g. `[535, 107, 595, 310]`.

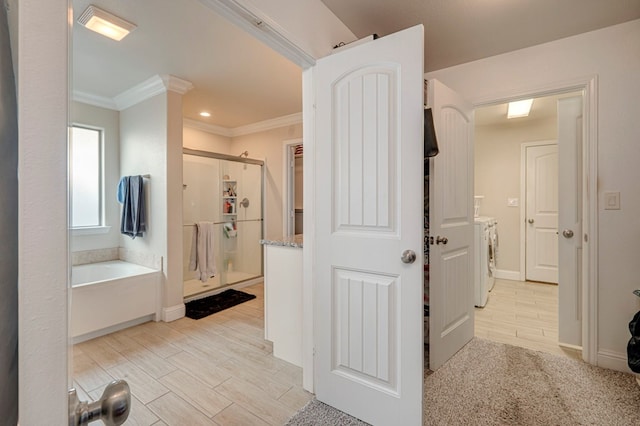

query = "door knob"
[436, 236, 448, 245]
[401, 249, 416, 264]
[562, 229, 574, 238]
[528, 219, 534, 224]
[69, 380, 131, 426]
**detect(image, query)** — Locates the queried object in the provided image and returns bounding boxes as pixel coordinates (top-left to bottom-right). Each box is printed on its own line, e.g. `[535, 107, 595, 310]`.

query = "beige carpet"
[287, 338, 640, 425]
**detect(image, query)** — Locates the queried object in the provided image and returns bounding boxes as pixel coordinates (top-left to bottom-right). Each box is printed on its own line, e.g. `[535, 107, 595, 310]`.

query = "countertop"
[259, 234, 303, 248]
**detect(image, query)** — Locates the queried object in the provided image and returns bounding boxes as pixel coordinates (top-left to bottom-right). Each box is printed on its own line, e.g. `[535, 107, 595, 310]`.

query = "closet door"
[428, 79, 475, 371]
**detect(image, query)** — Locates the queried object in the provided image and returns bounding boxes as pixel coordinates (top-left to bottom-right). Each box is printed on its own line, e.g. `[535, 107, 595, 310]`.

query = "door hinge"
[584, 233, 588, 243]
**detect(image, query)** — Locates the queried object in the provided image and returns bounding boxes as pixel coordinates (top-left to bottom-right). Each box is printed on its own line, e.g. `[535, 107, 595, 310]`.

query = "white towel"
[189, 222, 217, 282]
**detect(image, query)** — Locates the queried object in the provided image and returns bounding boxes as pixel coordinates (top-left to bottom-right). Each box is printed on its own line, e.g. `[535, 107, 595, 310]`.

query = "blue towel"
[117, 177, 127, 204]
[121, 175, 146, 239]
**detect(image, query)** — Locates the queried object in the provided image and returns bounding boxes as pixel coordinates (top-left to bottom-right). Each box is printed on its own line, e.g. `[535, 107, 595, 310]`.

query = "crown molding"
[231, 112, 302, 137]
[114, 74, 193, 110]
[161, 75, 194, 95]
[72, 90, 118, 110]
[74, 75, 195, 111]
[183, 118, 234, 138]
[184, 112, 303, 138]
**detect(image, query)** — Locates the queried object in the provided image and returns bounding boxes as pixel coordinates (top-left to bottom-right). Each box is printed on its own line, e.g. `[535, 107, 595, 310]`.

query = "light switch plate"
[507, 198, 519, 207]
[604, 191, 620, 210]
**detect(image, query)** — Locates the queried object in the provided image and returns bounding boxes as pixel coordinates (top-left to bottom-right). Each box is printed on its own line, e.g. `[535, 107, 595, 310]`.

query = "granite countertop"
[260, 234, 303, 248]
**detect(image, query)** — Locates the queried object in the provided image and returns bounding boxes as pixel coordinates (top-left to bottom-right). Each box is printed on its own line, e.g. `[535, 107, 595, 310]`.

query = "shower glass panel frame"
[183, 148, 264, 299]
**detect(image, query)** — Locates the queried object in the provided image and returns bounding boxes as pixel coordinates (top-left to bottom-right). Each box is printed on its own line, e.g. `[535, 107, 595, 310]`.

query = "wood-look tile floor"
[474, 278, 582, 360]
[73, 283, 312, 425]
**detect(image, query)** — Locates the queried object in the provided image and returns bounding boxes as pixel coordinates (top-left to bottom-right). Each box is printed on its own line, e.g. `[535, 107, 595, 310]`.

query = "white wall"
[475, 117, 556, 274]
[16, 0, 68, 423]
[71, 101, 121, 252]
[120, 91, 185, 314]
[427, 19, 640, 370]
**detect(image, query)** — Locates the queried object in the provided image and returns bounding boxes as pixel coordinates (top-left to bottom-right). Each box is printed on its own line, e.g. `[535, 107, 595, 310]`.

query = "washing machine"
[474, 216, 497, 307]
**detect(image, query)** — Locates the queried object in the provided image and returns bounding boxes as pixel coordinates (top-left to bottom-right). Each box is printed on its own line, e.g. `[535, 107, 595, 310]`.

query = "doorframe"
[519, 140, 557, 282]
[282, 138, 303, 238]
[474, 76, 598, 364]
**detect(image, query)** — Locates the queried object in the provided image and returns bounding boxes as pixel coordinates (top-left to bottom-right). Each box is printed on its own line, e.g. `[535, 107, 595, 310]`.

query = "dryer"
[474, 216, 497, 307]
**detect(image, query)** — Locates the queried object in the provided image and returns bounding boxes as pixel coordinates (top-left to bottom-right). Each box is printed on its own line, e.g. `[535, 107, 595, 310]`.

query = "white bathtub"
[71, 260, 161, 341]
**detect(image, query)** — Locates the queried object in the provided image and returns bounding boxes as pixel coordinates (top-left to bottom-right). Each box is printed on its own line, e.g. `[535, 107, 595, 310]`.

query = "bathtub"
[71, 260, 161, 341]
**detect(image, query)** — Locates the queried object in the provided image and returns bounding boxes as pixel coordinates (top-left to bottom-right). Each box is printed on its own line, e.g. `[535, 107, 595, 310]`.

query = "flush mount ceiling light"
[78, 5, 137, 41]
[507, 99, 534, 119]
[199, 112, 211, 117]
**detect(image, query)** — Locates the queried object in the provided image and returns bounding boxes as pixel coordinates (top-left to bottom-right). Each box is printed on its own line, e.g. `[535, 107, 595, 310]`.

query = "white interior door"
[558, 96, 583, 347]
[525, 143, 559, 283]
[427, 79, 475, 371]
[314, 25, 424, 425]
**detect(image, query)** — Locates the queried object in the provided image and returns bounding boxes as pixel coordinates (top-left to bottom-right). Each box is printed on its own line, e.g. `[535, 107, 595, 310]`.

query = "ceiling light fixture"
[507, 99, 533, 119]
[78, 5, 137, 41]
[199, 112, 211, 117]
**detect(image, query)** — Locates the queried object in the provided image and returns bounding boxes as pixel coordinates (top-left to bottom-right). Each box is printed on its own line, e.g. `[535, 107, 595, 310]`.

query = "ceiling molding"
[114, 74, 193, 110]
[199, 0, 315, 68]
[161, 75, 195, 95]
[72, 90, 118, 110]
[231, 112, 302, 137]
[184, 112, 303, 138]
[183, 118, 234, 138]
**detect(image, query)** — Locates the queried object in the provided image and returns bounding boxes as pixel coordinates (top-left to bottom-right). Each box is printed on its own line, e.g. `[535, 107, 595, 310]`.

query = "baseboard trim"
[494, 269, 520, 281]
[72, 315, 154, 344]
[183, 277, 264, 303]
[162, 304, 186, 322]
[597, 349, 629, 373]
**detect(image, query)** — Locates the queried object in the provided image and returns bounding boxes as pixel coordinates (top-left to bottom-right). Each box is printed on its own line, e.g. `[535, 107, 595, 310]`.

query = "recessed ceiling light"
[507, 99, 533, 119]
[78, 5, 137, 42]
[199, 112, 211, 117]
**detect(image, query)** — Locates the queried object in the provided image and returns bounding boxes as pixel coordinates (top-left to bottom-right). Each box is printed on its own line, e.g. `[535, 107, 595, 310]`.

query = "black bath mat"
[185, 289, 256, 320]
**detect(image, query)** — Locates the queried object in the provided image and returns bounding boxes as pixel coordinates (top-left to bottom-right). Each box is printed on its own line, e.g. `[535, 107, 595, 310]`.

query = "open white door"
[314, 26, 424, 425]
[427, 79, 475, 371]
[558, 96, 583, 347]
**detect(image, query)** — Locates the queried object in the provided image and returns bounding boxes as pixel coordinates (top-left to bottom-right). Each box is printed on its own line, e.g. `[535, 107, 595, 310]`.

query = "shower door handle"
[69, 380, 131, 425]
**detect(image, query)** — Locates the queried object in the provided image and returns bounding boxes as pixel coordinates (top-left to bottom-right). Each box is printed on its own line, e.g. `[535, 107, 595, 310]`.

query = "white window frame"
[70, 124, 109, 235]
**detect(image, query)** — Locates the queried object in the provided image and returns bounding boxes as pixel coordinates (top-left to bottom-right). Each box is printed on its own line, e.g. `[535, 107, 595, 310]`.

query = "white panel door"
[558, 96, 583, 346]
[314, 25, 424, 426]
[427, 79, 475, 371]
[526, 144, 559, 283]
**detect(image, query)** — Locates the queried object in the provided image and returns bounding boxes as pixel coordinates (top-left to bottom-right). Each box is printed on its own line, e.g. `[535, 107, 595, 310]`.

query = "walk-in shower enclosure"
[183, 149, 264, 298]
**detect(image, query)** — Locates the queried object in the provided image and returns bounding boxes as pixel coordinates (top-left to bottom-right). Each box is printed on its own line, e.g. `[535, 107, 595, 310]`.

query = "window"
[70, 126, 102, 228]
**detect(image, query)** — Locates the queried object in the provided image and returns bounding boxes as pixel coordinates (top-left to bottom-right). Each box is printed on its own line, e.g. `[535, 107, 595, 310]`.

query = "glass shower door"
[183, 152, 263, 299]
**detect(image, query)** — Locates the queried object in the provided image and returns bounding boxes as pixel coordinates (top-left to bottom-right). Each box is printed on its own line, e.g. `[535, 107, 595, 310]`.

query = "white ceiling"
[72, 0, 302, 128]
[475, 91, 582, 127]
[73, 0, 640, 129]
[321, 0, 640, 72]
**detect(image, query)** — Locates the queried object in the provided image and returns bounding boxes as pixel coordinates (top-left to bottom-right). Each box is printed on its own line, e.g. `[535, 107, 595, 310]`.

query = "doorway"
[473, 91, 583, 358]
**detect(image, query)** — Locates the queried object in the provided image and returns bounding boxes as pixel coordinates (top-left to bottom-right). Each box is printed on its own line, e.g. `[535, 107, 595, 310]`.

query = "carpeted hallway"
[287, 338, 640, 425]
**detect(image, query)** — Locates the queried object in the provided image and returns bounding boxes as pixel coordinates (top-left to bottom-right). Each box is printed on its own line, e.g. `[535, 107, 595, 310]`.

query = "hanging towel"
[121, 175, 146, 239]
[189, 221, 217, 282]
[117, 177, 127, 204]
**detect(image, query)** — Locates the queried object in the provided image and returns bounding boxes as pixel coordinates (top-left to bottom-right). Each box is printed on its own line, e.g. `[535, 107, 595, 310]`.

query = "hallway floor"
[73, 283, 311, 425]
[474, 278, 581, 360]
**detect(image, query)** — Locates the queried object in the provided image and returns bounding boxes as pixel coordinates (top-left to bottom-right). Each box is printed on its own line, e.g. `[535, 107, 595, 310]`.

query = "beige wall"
[232, 124, 303, 239]
[183, 126, 232, 153]
[475, 116, 556, 274]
